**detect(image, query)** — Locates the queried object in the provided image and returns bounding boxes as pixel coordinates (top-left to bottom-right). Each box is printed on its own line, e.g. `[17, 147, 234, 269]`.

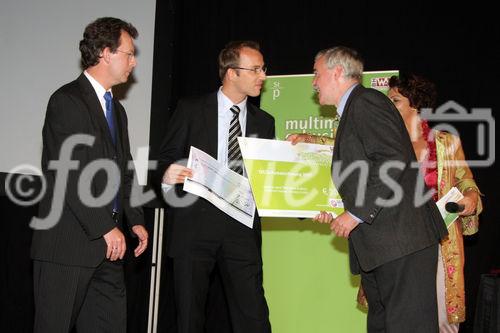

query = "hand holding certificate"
[182, 147, 256, 228]
[238, 137, 344, 218]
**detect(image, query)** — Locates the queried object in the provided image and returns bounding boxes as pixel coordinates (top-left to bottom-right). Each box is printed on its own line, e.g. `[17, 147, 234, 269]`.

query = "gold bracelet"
[464, 187, 478, 194]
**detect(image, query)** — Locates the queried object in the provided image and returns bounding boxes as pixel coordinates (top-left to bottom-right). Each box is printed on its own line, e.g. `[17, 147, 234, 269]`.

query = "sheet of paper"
[238, 137, 344, 218]
[182, 146, 255, 228]
[436, 187, 464, 228]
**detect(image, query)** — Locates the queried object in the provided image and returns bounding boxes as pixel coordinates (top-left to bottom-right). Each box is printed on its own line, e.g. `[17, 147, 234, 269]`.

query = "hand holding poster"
[238, 137, 344, 218]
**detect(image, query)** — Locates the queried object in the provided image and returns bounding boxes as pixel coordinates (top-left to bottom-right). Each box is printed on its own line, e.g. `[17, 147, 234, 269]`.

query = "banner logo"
[370, 77, 390, 90]
[272, 81, 282, 100]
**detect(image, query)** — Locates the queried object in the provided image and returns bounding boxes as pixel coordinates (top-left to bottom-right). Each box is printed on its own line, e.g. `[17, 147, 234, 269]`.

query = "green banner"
[259, 71, 398, 333]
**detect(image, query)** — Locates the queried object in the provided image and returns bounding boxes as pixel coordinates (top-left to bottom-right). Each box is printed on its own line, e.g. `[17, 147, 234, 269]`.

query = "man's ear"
[227, 68, 239, 81]
[332, 65, 343, 80]
[101, 47, 112, 64]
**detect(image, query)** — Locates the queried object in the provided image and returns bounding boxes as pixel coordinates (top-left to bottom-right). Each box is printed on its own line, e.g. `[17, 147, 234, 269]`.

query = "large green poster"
[259, 71, 397, 333]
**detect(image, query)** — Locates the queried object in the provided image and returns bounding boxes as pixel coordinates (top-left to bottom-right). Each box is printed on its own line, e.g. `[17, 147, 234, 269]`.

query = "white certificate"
[183, 146, 255, 228]
[436, 187, 464, 228]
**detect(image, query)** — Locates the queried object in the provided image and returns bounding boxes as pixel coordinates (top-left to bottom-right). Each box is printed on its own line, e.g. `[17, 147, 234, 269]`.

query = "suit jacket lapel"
[333, 84, 363, 158]
[113, 101, 125, 159]
[245, 103, 259, 137]
[202, 93, 219, 159]
[77, 74, 117, 154]
[201, 93, 259, 159]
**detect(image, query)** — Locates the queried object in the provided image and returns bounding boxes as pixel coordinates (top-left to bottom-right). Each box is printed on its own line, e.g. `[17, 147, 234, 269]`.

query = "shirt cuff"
[161, 183, 174, 192]
[347, 211, 364, 224]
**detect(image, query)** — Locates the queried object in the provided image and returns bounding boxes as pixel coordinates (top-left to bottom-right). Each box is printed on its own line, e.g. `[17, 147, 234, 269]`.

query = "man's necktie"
[227, 105, 244, 175]
[103, 91, 119, 213]
[103, 91, 116, 145]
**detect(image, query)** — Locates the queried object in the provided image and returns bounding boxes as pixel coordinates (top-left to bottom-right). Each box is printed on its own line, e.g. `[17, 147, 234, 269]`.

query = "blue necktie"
[103, 92, 119, 213]
[103, 92, 116, 145]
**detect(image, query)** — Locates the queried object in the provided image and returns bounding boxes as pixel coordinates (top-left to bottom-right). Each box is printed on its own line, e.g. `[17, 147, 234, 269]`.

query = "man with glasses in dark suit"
[31, 17, 148, 333]
[157, 41, 274, 333]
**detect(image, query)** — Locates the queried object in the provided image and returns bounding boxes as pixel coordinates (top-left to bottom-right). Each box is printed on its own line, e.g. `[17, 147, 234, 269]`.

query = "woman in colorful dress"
[387, 73, 482, 332]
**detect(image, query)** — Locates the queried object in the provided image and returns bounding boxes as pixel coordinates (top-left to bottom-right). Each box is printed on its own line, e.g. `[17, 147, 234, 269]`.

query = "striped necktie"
[227, 105, 243, 175]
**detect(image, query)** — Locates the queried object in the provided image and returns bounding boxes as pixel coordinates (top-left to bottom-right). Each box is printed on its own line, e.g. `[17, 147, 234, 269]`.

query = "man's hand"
[286, 133, 314, 145]
[330, 212, 359, 238]
[131, 225, 148, 257]
[103, 227, 126, 261]
[313, 211, 334, 224]
[162, 163, 193, 185]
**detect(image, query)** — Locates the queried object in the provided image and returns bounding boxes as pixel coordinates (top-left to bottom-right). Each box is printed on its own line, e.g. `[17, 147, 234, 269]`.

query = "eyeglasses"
[231, 65, 267, 74]
[116, 49, 135, 59]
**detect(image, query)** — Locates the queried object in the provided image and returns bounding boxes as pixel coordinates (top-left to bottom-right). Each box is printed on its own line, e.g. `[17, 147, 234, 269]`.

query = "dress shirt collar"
[217, 87, 247, 116]
[336, 83, 358, 117]
[84, 71, 112, 113]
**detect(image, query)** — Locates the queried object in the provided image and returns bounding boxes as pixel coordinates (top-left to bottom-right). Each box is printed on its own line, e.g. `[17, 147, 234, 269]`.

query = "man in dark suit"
[31, 17, 148, 333]
[156, 41, 274, 333]
[311, 47, 448, 332]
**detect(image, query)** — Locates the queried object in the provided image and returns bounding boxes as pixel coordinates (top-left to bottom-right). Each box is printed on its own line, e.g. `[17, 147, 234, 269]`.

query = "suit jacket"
[332, 85, 447, 273]
[31, 74, 145, 267]
[156, 92, 275, 257]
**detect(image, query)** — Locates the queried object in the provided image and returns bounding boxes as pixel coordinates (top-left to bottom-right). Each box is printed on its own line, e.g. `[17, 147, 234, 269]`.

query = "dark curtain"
[149, 1, 499, 333]
[0, 194, 36, 333]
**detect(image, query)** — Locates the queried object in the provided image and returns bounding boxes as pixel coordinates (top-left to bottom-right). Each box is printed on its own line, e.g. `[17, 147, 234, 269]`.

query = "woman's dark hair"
[79, 17, 138, 69]
[388, 73, 437, 110]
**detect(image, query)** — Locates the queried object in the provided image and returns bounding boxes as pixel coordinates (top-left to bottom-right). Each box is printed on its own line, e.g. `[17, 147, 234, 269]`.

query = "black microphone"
[445, 202, 465, 213]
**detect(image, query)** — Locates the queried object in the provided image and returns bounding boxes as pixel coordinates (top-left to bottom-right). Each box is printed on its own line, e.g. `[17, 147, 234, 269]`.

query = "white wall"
[0, 0, 156, 184]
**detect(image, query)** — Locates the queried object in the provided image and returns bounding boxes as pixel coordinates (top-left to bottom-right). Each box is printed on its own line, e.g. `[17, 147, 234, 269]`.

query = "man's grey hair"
[315, 46, 364, 81]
